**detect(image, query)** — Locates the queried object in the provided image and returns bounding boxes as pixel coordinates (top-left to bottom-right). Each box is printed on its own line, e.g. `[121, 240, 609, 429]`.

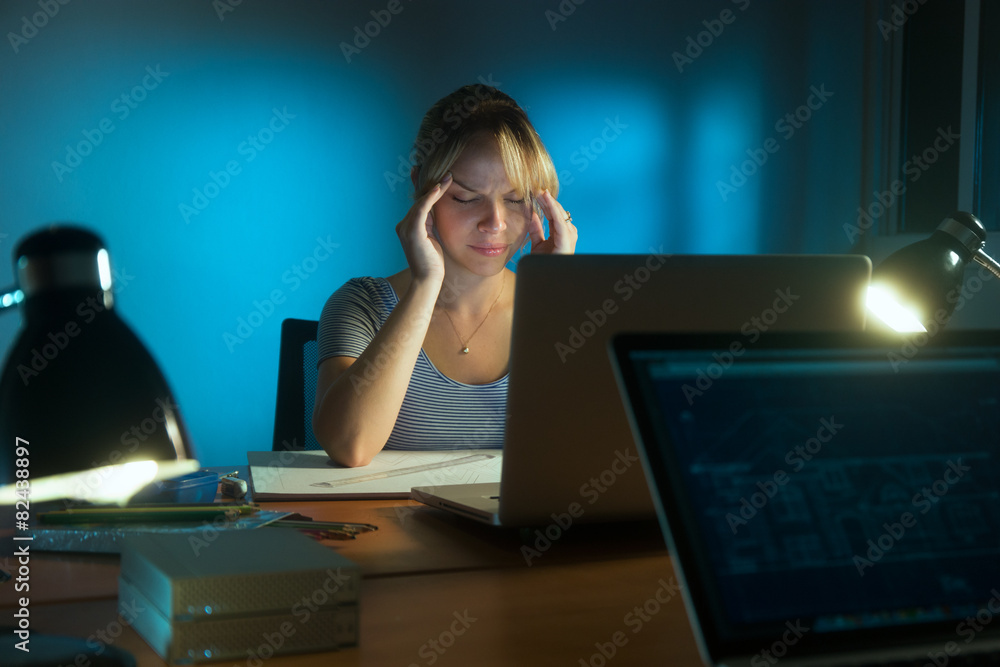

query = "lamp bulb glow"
[866, 285, 927, 333]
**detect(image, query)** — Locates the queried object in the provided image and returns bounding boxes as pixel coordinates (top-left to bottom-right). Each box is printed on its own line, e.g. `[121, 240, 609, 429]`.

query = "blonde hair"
[410, 84, 558, 201]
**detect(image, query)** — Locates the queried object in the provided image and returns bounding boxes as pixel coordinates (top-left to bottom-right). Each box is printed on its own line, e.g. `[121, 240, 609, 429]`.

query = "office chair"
[272, 318, 323, 451]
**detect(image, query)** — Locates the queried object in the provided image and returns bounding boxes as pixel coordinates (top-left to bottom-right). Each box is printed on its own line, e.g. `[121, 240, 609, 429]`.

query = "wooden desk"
[1, 499, 704, 666]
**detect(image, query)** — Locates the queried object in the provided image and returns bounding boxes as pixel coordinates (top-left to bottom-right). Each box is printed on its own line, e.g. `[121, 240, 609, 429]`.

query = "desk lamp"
[0, 226, 197, 503]
[866, 211, 1000, 332]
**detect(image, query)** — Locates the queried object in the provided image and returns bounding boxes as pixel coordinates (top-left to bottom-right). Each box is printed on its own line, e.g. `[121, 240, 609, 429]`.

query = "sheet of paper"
[248, 449, 503, 499]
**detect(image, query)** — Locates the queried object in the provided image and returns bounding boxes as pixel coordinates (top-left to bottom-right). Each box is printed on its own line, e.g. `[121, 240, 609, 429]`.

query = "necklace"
[440, 273, 505, 354]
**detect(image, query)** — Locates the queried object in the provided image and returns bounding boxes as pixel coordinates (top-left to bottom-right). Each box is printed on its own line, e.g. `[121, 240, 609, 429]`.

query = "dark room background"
[0, 0, 984, 465]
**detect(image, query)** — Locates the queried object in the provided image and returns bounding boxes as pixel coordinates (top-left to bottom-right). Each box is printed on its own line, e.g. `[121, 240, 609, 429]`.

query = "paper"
[247, 449, 503, 499]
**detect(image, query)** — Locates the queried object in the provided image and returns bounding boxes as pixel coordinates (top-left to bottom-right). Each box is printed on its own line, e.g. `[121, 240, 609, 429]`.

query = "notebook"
[411, 253, 872, 527]
[609, 330, 1000, 666]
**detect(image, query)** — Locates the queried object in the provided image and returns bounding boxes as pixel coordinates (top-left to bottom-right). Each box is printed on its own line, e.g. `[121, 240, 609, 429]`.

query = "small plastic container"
[129, 470, 220, 504]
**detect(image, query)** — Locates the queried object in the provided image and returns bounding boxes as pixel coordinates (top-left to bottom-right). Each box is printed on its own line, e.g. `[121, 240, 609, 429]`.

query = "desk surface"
[0, 499, 704, 666]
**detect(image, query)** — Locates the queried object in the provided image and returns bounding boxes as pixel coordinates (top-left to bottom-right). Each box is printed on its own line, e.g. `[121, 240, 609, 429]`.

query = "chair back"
[272, 318, 323, 451]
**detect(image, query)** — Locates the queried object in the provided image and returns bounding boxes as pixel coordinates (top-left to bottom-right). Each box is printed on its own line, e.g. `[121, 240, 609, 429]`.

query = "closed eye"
[452, 196, 526, 206]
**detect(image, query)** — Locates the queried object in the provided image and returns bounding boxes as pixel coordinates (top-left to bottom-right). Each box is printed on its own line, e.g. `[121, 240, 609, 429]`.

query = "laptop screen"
[613, 332, 1000, 659]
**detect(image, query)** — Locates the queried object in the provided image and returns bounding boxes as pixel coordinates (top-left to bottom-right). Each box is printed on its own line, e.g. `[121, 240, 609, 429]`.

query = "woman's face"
[431, 135, 533, 276]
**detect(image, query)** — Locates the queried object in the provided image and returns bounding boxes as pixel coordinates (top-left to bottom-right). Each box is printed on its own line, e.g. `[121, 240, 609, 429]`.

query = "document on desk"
[247, 449, 503, 500]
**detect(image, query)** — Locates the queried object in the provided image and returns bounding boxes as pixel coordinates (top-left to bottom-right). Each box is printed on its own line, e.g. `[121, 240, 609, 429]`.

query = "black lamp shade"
[0, 226, 195, 486]
[871, 231, 970, 327]
[869, 212, 989, 330]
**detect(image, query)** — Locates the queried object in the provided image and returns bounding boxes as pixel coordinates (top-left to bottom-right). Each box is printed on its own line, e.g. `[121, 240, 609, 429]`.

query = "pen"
[273, 520, 378, 533]
[300, 529, 357, 541]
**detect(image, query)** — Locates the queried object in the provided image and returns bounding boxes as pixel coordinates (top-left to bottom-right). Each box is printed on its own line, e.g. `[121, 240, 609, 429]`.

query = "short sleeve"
[314, 276, 507, 450]
[316, 277, 390, 364]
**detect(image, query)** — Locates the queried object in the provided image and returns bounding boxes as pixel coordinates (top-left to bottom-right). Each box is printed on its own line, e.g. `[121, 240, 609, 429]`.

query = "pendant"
[462, 347, 470, 354]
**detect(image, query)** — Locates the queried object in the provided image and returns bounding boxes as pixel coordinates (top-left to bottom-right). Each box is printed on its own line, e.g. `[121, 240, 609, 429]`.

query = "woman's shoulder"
[319, 276, 397, 324]
[328, 276, 394, 303]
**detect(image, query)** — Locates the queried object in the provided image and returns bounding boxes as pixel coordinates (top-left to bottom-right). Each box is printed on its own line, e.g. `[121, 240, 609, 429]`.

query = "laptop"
[609, 330, 1000, 666]
[411, 253, 872, 526]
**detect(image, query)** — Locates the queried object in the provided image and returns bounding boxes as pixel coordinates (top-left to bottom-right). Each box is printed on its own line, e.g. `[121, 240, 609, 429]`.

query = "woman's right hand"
[395, 172, 452, 284]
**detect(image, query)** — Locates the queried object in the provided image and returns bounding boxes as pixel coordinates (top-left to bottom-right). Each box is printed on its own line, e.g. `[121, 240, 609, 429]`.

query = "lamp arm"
[972, 250, 1000, 280]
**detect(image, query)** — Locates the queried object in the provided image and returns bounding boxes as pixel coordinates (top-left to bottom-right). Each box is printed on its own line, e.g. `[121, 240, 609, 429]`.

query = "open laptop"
[609, 330, 1000, 666]
[411, 254, 872, 526]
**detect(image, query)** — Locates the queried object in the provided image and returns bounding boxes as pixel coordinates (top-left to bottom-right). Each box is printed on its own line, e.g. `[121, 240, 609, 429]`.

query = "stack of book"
[119, 529, 360, 663]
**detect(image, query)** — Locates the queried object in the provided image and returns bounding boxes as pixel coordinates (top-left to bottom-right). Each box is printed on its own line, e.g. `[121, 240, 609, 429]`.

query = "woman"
[312, 84, 577, 467]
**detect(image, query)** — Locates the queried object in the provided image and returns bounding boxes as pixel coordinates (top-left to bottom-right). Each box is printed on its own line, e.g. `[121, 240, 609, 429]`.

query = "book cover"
[120, 577, 358, 664]
[120, 529, 360, 620]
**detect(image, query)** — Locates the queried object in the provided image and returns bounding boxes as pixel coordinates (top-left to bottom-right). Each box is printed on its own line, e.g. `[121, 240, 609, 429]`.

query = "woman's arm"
[312, 174, 451, 467]
[312, 277, 439, 467]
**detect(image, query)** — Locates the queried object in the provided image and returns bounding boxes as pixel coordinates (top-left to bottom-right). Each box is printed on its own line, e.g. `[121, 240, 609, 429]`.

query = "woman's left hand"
[528, 189, 577, 255]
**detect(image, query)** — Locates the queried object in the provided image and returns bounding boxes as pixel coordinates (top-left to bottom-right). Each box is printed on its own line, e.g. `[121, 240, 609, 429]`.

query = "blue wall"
[0, 0, 867, 465]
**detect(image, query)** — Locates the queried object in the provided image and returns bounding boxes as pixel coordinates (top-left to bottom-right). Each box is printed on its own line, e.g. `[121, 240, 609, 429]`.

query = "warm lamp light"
[0, 459, 200, 505]
[867, 212, 1000, 332]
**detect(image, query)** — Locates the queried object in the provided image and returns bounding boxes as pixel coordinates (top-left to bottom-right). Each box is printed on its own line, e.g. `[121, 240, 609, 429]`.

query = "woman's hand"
[395, 172, 452, 283]
[527, 189, 577, 255]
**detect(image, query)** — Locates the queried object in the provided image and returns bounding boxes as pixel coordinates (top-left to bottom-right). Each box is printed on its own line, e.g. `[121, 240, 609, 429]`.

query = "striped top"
[317, 277, 507, 451]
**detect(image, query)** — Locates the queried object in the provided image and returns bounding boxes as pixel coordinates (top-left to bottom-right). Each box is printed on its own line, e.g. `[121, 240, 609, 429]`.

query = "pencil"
[38, 504, 258, 525]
